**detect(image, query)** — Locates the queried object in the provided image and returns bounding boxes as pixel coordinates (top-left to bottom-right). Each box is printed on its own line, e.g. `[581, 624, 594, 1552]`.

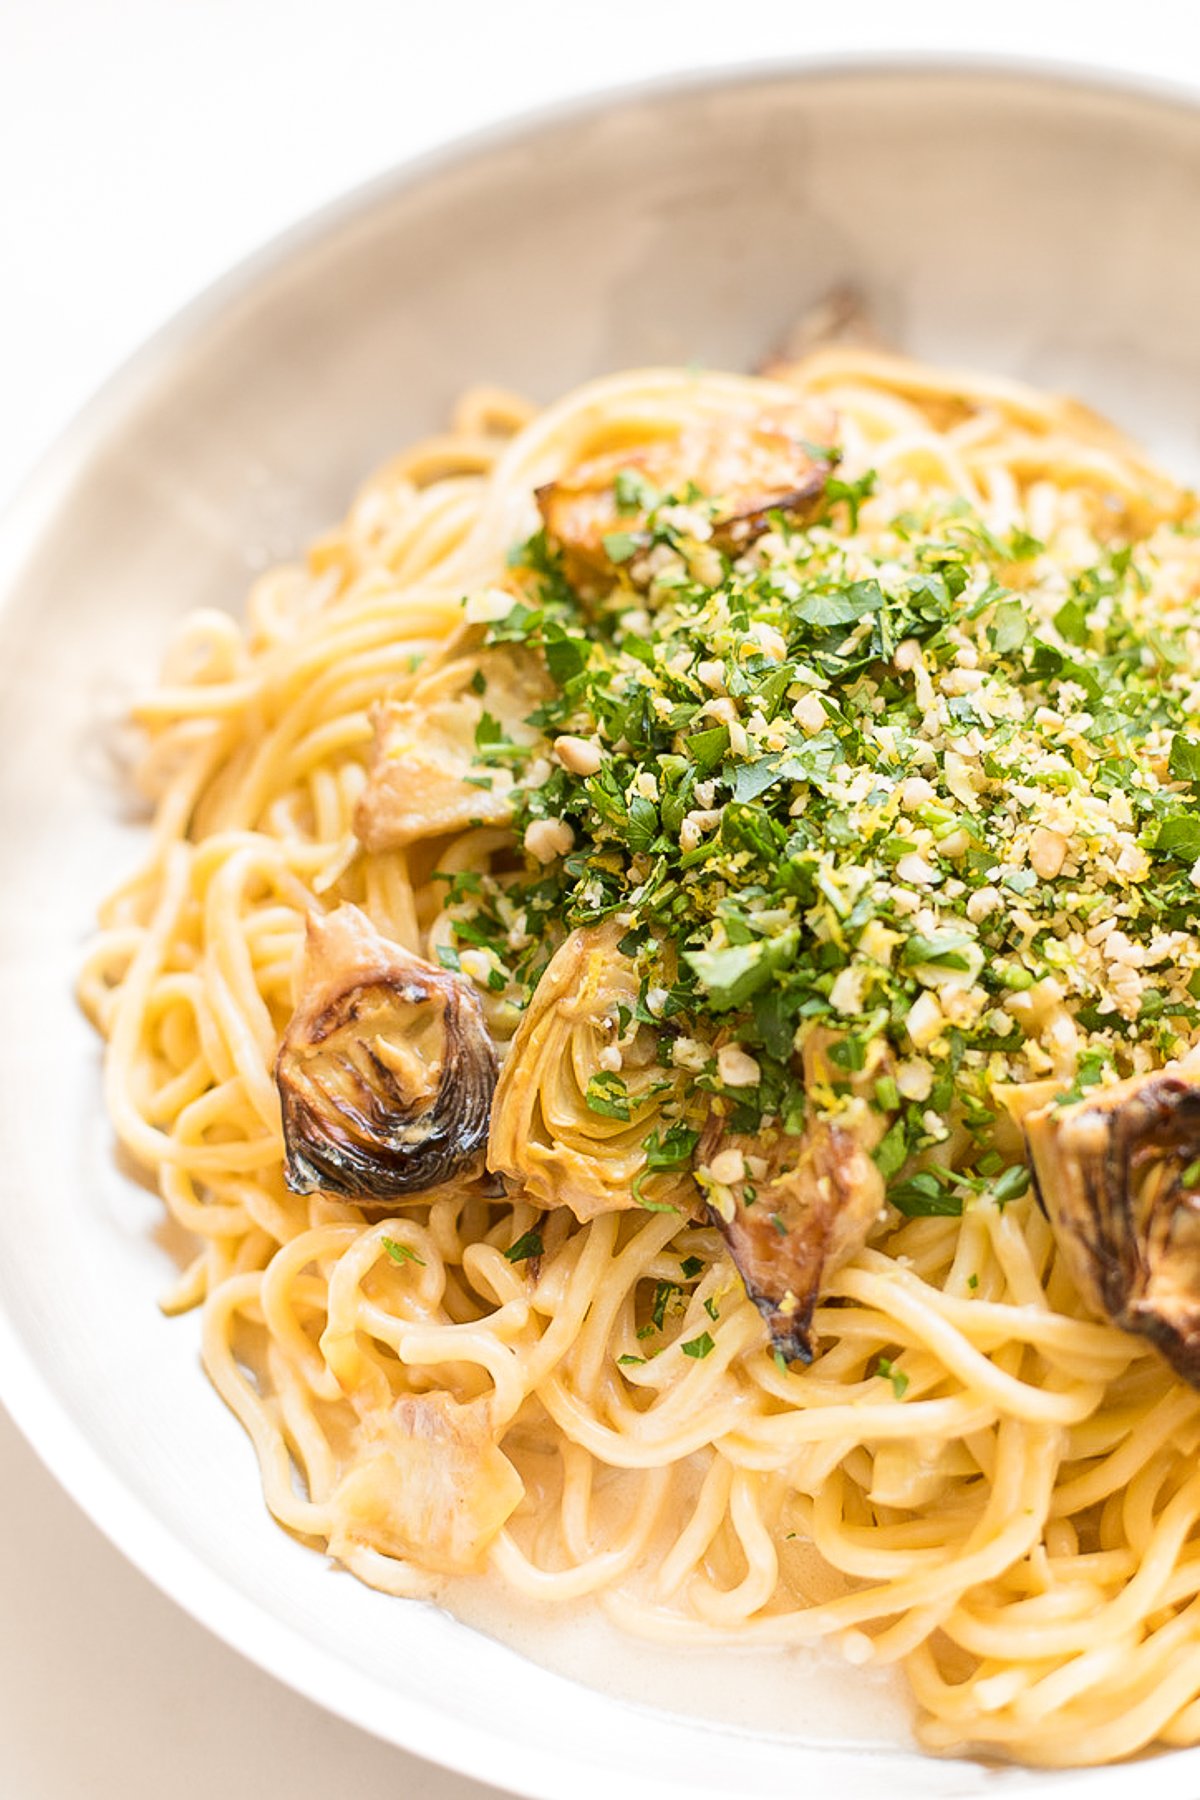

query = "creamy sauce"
[447, 1572, 916, 1749]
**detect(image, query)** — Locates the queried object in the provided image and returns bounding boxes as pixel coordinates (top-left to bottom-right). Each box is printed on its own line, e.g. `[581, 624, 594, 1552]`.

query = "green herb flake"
[504, 1229, 544, 1264]
[1169, 734, 1200, 786]
[873, 1075, 900, 1113]
[873, 1118, 909, 1180]
[901, 931, 976, 971]
[988, 598, 1028, 653]
[1156, 812, 1200, 863]
[651, 1280, 683, 1330]
[684, 931, 798, 1011]
[644, 1124, 700, 1170]
[990, 1164, 1031, 1208]
[602, 530, 642, 565]
[474, 710, 504, 750]
[584, 1071, 632, 1120]
[381, 1238, 425, 1267]
[888, 1171, 963, 1218]
[876, 1356, 909, 1399]
[614, 468, 659, 514]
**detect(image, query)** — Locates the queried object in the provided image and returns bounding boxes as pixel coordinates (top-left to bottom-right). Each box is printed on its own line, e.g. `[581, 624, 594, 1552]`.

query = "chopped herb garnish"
[644, 1124, 700, 1169]
[651, 1280, 683, 1330]
[875, 1356, 909, 1399]
[381, 1238, 425, 1267]
[602, 530, 642, 565]
[584, 1071, 633, 1120]
[681, 1331, 716, 1359]
[991, 1164, 1031, 1208]
[504, 1229, 544, 1264]
[887, 1170, 963, 1218]
[458, 479, 1200, 1253]
[614, 468, 660, 513]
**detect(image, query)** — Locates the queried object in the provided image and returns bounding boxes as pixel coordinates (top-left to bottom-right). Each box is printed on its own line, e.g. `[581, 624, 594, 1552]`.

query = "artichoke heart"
[487, 921, 695, 1221]
[276, 904, 497, 1206]
[1026, 1063, 1200, 1387]
[698, 1030, 890, 1362]
[354, 646, 549, 853]
[535, 403, 835, 588]
[329, 1394, 523, 1575]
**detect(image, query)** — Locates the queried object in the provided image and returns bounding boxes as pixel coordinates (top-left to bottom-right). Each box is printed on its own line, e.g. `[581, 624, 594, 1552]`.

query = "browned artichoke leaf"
[487, 920, 696, 1221]
[275, 903, 497, 1207]
[697, 1031, 889, 1362]
[354, 646, 550, 853]
[535, 403, 836, 589]
[1026, 1064, 1200, 1386]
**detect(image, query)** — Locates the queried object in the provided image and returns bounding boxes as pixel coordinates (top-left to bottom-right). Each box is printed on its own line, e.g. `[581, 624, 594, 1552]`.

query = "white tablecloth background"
[2, 5, 1197, 1794]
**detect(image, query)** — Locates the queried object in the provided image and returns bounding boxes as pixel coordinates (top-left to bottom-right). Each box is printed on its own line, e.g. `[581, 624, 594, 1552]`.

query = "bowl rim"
[5, 49, 1200, 1799]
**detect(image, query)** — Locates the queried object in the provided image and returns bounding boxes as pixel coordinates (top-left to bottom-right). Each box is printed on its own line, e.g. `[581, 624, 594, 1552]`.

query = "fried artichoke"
[329, 1393, 523, 1574]
[354, 647, 549, 852]
[1026, 1063, 1200, 1387]
[535, 405, 834, 589]
[487, 921, 695, 1220]
[697, 1031, 889, 1362]
[276, 904, 497, 1205]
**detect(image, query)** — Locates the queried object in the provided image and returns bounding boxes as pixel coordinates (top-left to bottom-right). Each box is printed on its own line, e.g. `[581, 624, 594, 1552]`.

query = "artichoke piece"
[487, 921, 695, 1221]
[354, 647, 549, 853]
[535, 405, 835, 589]
[1025, 1065, 1200, 1386]
[329, 1394, 523, 1575]
[698, 1032, 889, 1362]
[276, 904, 497, 1206]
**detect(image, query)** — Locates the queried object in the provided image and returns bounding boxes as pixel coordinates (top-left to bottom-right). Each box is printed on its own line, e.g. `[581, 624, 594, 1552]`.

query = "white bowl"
[3, 57, 1200, 1800]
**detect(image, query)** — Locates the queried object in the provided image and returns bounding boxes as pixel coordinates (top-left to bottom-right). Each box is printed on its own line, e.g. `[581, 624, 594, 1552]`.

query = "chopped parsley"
[431, 455, 1200, 1210]
[651, 1280, 683, 1330]
[875, 1356, 909, 1399]
[504, 1229, 544, 1264]
[381, 1238, 425, 1267]
[585, 1071, 632, 1120]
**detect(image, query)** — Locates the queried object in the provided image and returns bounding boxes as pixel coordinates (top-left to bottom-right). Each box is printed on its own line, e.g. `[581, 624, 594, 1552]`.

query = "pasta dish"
[80, 345, 1200, 1767]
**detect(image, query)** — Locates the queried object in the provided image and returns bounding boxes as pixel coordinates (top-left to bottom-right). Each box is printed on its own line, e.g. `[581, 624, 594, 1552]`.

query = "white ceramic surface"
[3, 60, 1200, 1799]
